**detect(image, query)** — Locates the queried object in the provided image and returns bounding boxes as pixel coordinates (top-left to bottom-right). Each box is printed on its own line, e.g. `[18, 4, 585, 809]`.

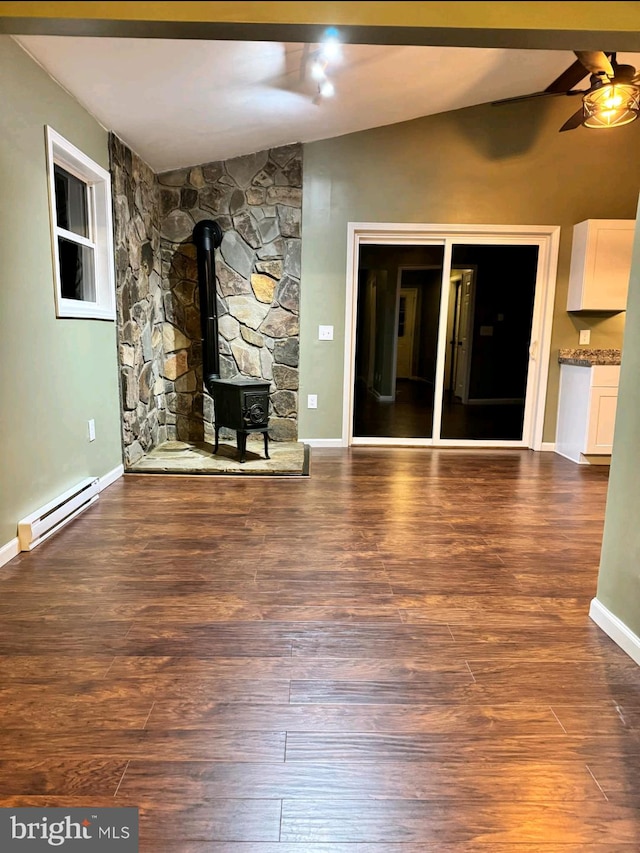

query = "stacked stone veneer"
[158, 144, 301, 443]
[110, 134, 167, 466]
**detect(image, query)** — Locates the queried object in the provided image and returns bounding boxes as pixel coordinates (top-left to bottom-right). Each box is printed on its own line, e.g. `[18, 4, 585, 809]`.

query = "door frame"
[342, 222, 560, 449]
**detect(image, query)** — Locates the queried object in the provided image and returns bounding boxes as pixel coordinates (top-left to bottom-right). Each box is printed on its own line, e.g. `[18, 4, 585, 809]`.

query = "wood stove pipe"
[192, 219, 224, 391]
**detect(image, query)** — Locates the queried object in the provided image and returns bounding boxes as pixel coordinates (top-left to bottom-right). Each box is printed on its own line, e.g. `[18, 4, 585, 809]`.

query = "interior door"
[454, 270, 474, 402]
[396, 287, 418, 378]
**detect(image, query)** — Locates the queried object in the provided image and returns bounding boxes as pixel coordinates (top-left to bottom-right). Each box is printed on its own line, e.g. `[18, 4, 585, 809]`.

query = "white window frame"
[45, 126, 116, 320]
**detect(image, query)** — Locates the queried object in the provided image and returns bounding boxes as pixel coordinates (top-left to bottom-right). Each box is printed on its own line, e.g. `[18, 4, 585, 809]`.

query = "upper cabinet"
[567, 219, 635, 312]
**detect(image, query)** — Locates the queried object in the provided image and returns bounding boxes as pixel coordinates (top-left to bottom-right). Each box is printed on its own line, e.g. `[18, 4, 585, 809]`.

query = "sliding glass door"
[351, 234, 544, 446]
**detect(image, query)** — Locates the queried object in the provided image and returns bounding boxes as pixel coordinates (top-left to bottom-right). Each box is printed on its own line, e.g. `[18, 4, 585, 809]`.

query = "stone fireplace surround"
[110, 134, 301, 467]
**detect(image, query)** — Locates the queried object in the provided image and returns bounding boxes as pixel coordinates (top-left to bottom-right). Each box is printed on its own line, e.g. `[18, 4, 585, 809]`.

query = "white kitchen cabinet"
[556, 364, 620, 464]
[567, 219, 635, 312]
[586, 385, 618, 454]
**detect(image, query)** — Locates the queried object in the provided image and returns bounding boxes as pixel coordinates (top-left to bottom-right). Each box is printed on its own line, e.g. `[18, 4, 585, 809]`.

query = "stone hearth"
[126, 439, 309, 476]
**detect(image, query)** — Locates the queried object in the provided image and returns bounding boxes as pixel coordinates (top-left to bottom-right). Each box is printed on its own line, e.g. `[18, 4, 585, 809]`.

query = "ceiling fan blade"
[559, 106, 586, 132]
[492, 90, 563, 106]
[491, 88, 585, 107]
[545, 58, 591, 93]
[574, 51, 614, 78]
[494, 53, 614, 109]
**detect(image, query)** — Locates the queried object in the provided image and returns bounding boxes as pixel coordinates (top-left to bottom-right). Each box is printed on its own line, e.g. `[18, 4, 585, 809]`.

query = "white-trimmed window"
[46, 126, 116, 320]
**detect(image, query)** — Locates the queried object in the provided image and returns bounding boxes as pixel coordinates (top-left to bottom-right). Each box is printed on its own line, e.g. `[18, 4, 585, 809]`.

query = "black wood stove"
[193, 220, 271, 464]
[209, 377, 270, 464]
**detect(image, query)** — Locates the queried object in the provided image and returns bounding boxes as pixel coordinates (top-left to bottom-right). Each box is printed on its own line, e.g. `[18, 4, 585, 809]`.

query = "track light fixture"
[310, 28, 341, 104]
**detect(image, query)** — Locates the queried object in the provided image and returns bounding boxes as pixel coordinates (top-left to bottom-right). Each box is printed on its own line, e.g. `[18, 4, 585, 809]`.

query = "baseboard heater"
[18, 477, 100, 551]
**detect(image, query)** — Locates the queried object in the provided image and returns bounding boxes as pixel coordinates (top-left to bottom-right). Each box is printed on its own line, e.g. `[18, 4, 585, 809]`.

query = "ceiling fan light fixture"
[582, 82, 640, 128]
[308, 27, 340, 104]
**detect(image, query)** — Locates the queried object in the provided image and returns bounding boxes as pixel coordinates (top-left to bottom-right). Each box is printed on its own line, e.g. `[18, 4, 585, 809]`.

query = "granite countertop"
[558, 348, 622, 366]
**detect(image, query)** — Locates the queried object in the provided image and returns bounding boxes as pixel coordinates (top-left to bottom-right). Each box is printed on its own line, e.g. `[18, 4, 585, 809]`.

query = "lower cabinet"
[555, 364, 619, 464]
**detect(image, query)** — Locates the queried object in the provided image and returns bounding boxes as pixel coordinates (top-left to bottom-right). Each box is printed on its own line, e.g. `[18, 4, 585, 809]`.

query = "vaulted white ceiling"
[14, 36, 640, 172]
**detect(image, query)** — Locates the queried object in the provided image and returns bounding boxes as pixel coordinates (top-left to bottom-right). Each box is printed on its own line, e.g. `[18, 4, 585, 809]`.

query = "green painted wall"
[299, 95, 640, 440]
[596, 200, 640, 635]
[0, 36, 122, 547]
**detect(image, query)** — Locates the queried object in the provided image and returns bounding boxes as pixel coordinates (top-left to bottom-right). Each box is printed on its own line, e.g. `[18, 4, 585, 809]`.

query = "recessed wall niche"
[110, 134, 302, 465]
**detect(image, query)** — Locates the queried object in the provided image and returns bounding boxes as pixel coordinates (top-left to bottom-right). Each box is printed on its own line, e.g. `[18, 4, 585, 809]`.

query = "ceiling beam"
[1, 2, 639, 51]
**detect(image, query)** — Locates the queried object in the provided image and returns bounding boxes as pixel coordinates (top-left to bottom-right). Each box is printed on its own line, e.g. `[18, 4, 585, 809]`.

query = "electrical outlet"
[88, 419, 96, 442]
[579, 329, 591, 345]
[307, 394, 318, 409]
[319, 325, 334, 341]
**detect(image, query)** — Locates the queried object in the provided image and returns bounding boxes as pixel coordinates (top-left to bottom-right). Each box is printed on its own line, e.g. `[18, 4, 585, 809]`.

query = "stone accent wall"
[158, 144, 301, 443]
[110, 134, 167, 466]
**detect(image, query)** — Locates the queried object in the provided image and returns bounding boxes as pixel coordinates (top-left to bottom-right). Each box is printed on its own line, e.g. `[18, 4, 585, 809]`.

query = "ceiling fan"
[492, 51, 640, 131]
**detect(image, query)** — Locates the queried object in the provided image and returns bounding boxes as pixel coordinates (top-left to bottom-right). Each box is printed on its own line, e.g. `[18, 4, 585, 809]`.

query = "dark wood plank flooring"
[353, 379, 525, 440]
[2, 447, 640, 850]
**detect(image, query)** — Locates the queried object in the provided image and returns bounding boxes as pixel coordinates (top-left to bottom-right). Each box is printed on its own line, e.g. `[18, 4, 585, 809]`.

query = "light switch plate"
[579, 329, 591, 345]
[319, 325, 334, 341]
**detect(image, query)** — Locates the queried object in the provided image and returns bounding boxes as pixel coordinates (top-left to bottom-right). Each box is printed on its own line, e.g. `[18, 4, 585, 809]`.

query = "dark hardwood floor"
[354, 379, 525, 440]
[2, 447, 640, 850]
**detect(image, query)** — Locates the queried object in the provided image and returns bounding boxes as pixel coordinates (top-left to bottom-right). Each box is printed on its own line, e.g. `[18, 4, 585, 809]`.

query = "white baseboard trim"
[553, 447, 580, 463]
[539, 442, 556, 452]
[554, 448, 611, 465]
[590, 598, 640, 667]
[0, 537, 19, 568]
[300, 438, 345, 448]
[99, 463, 124, 491]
